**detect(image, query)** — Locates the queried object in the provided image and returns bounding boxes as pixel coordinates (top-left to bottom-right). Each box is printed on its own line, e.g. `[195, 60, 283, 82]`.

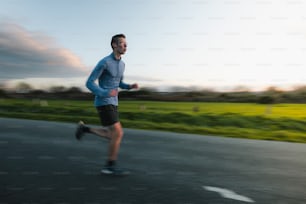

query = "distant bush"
[257, 96, 275, 104]
[0, 89, 7, 97]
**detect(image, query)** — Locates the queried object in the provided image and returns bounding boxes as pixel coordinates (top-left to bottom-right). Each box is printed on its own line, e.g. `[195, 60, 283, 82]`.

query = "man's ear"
[112, 42, 117, 49]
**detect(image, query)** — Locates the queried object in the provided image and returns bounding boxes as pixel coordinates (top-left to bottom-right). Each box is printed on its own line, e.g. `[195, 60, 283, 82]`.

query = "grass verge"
[1, 98, 306, 143]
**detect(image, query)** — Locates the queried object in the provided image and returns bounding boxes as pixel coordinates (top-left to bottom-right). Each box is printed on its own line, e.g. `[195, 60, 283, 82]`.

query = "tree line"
[1, 82, 306, 104]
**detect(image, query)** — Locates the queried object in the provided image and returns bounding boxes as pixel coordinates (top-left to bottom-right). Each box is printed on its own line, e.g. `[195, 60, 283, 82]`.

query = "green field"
[1, 98, 306, 143]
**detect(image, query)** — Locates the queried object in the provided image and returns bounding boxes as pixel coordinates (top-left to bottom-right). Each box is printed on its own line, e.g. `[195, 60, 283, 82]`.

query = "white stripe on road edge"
[203, 186, 255, 203]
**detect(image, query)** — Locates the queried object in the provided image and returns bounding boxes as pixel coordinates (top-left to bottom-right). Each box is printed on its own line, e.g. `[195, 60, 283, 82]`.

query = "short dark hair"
[111, 34, 126, 49]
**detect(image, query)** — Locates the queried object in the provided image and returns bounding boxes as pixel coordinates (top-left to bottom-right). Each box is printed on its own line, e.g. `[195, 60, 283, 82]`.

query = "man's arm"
[86, 62, 111, 97]
[119, 77, 138, 90]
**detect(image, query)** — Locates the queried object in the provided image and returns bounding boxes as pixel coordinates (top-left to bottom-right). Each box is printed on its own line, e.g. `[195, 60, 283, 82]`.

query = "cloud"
[0, 21, 87, 79]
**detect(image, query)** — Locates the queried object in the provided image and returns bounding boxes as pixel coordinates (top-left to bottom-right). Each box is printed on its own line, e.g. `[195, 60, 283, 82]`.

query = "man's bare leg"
[107, 122, 123, 161]
[100, 122, 130, 175]
[89, 127, 111, 140]
[76, 121, 110, 140]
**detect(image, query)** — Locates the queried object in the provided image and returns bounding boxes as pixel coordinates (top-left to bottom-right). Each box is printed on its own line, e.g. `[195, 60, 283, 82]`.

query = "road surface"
[1, 118, 306, 203]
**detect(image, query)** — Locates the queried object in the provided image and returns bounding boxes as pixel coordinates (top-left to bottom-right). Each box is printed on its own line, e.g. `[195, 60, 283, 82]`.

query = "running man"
[75, 34, 138, 175]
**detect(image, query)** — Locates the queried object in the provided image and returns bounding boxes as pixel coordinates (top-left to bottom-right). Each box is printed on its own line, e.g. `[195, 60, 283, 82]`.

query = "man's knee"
[110, 122, 123, 139]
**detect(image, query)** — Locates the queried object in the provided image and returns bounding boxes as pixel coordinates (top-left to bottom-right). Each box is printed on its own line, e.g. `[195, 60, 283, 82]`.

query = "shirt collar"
[111, 52, 121, 61]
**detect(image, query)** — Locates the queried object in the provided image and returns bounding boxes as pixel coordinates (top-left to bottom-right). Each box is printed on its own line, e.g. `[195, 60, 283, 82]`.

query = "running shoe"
[101, 165, 130, 176]
[75, 121, 86, 140]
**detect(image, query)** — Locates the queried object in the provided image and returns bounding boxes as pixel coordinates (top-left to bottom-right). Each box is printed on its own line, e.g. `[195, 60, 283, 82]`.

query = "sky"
[1, 0, 306, 92]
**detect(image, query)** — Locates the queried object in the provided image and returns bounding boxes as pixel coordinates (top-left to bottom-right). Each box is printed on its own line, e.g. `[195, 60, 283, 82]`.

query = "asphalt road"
[1, 117, 306, 204]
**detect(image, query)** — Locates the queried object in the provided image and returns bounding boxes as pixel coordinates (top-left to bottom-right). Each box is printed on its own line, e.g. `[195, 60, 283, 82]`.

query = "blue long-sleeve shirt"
[86, 53, 130, 107]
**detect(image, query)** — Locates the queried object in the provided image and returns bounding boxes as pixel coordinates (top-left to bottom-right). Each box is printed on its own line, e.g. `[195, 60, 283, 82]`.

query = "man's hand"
[109, 89, 118, 97]
[130, 83, 139, 89]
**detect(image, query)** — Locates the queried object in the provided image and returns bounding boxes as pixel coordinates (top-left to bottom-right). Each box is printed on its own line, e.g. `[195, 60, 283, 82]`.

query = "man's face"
[114, 38, 127, 55]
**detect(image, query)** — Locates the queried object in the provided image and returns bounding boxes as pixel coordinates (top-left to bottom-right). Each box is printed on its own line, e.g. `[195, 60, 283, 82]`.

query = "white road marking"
[203, 186, 255, 203]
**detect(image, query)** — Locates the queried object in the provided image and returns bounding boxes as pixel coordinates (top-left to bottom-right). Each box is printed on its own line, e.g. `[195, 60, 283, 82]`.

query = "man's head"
[111, 34, 127, 55]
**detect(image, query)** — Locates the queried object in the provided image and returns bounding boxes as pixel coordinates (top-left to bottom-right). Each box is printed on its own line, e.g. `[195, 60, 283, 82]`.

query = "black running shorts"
[96, 105, 119, 126]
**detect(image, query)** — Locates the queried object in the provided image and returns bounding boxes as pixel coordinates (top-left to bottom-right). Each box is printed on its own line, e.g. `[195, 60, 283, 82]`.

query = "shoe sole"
[101, 169, 130, 176]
